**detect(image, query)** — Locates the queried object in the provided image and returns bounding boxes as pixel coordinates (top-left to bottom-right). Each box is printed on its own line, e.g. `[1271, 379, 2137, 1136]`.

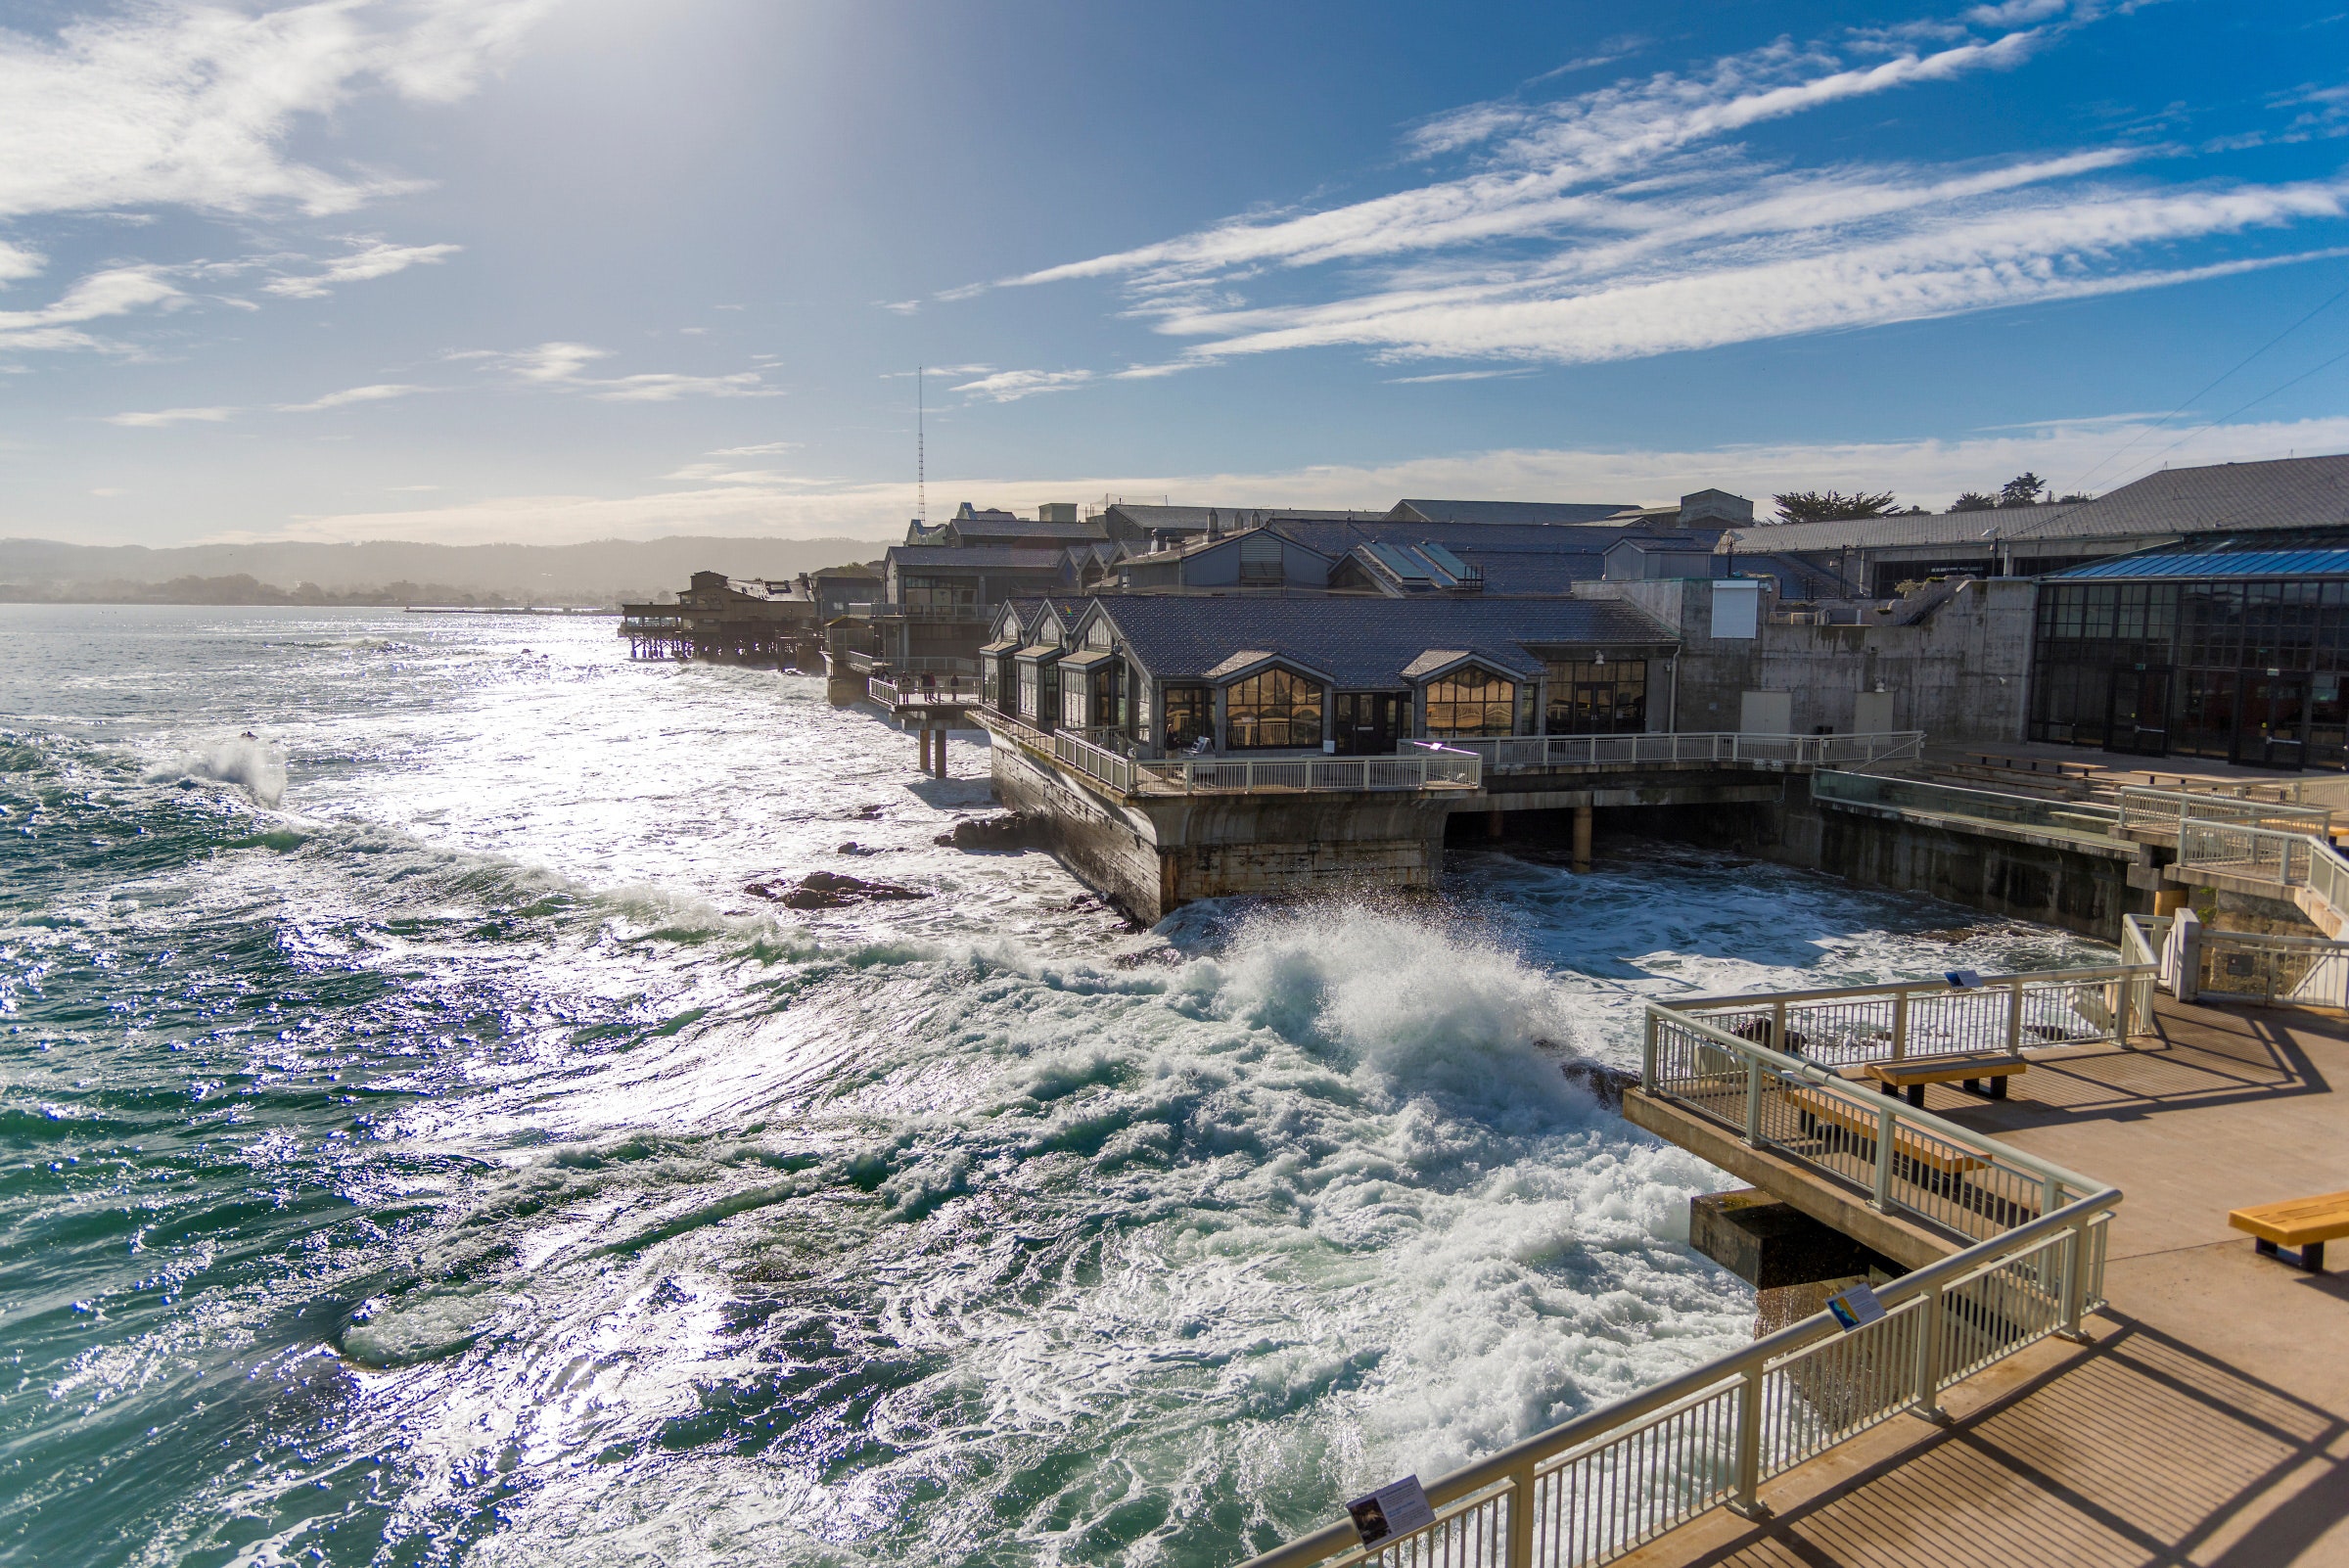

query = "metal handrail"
[1240, 992, 2120, 1568]
[1051, 727, 1137, 793]
[1137, 751, 1482, 794]
[2116, 787, 2331, 840]
[1809, 769, 2123, 835]
[869, 674, 985, 706]
[1662, 963, 2152, 1069]
[1404, 730, 1924, 775]
[2176, 818, 2349, 929]
[2131, 911, 2349, 1009]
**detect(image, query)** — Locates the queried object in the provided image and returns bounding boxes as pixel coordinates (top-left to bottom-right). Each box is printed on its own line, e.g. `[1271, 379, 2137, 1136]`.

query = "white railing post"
[1744, 1056, 1764, 1145]
[1912, 1284, 1948, 1424]
[1729, 1361, 1769, 1519]
[2005, 978, 2025, 1054]
[1506, 1461, 1539, 1568]
[1642, 1013, 1658, 1091]
[1872, 1104, 1896, 1210]
[1890, 989, 1910, 1062]
[2059, 1215, 2091, 1342]
[1771, 998, 1788, 1053]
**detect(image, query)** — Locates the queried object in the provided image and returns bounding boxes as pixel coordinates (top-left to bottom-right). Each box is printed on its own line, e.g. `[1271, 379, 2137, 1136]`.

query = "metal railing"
[2115, 787, 2332, 841]
[1405, 730, 1924, 775]
[2130, 912, 2349, 1010]
[1240, 991, 2119, 1568]
[1663, 964, 2151, 1072]
[1809, 770, 2122, 837]
[1138, 750, 1482, 795]
[2176, 819, 2349, 930]
[869, 674, 985, 708]
[1051, 727, 1138, 793]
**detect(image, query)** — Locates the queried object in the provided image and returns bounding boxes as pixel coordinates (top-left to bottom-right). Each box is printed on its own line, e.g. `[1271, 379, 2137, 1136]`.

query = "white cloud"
[952, 368, 1094, 402]
[709, 440, 798, 455]
[452, 341, 777, 400]
[0, 0, 559, 222]
[275, 382, 429, 412]
[105, 404, 235, 428]
[1385, 368, 1537, 384]
[263, 240, 460, 299]
[0, 262, 183, 351]
[953, 3, 2349, 381]
[203, 412, 2349, 547]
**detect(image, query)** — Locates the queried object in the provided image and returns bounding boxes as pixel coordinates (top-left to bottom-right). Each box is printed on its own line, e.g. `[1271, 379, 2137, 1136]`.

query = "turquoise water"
[0, 606, 2101, 1567]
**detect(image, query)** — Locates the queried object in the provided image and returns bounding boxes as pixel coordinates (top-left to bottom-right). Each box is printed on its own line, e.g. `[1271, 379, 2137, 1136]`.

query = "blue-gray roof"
[2051, 549, 2349, 580]
[1085, 593, 1674, 687]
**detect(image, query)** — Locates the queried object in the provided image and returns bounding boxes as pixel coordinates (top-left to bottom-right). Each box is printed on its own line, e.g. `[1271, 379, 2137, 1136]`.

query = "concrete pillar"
[2153, 886, 2188, 917]
[917, 726, 931, 772]
[1573, 804, 1593, 874]
[1486, 807, 1504, 841]
[934, 726, 949, 779]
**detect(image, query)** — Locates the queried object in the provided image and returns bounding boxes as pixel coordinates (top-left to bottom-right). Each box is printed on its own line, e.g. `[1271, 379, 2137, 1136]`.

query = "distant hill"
[0, 535, 882, 606]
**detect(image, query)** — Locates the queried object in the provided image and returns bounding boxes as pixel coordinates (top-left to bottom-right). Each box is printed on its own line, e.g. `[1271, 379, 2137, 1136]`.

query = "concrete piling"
[1573, 805, 1593, 874]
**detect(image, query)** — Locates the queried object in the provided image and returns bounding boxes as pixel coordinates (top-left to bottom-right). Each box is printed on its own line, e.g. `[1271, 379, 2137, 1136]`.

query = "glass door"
[2102, 667, 2170, 756]
[2173, 669, 2236, 760]
[1331, 693, 1400, 755]
[2239, 673, 2308, 768]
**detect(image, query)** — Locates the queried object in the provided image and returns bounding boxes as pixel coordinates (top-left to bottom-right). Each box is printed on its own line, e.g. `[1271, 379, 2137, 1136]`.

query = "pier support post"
[1486, 807, 1503, 841]
[1572, 805, 1593, 873]
[917, 727, 931, 772]
[934, 726, 948, 779]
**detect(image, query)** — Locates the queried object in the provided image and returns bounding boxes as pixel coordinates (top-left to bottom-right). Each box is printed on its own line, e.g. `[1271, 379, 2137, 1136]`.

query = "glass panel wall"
[1424, 668, 1517, 737]
[1544, 659, 1648, 733]
[1162, 686, 1211, 751]
[1224, 669, 1322, 750]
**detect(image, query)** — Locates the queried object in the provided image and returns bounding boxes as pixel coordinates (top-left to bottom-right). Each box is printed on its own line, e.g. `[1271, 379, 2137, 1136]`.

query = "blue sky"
[3, 0, 2348, 546]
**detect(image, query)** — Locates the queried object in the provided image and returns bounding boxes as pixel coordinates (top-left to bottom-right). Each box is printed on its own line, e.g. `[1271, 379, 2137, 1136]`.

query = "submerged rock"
[744, 870, 927, 909]
[936, 812, 1044, 852]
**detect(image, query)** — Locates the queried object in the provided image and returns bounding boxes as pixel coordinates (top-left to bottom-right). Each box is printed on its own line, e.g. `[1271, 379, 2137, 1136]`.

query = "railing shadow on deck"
[1630, 1313, 2349, 1568]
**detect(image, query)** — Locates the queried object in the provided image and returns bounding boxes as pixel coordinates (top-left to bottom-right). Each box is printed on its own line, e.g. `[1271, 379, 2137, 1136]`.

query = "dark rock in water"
[836, 841, 881, 855]
[743, 870, 927, 908]
[936, 812, 1043, 852]
[843, 804, 885, 821]
[1110, 945, 1182, 969]
[1558, 1057, 1637, 1108]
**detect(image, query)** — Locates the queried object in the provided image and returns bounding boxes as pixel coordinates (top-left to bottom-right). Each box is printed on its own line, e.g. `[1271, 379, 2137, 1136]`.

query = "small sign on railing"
[1826, 1282, 1886, 1331]
[1347, 1475, 1435, 1545]
[1945, 969, 1984, 989]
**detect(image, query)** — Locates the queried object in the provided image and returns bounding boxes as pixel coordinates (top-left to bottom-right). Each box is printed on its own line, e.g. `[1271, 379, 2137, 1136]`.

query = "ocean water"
[0, 605, 2106, 1568]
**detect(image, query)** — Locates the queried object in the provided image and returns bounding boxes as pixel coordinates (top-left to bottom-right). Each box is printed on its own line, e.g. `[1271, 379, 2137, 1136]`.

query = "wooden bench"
[1865, 1053, 2029, 1108]
[2229, 1190, 2349, 1274]
[1783, 1087, 1988, 1176]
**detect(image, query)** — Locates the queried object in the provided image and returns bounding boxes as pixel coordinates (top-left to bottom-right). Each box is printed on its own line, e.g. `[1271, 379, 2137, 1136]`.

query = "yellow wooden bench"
[1865, 1053, 2028, 1108]
[2229, 1190, 2349, 1274]
[1784, 1087, 1988, 1176]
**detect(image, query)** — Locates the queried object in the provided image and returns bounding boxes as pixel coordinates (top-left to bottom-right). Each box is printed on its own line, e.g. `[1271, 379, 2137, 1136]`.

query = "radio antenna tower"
[915, 365, 926, 525]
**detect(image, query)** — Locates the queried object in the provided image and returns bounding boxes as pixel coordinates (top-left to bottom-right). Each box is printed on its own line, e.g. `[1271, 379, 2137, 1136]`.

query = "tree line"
[1769, 473, 2095, 524]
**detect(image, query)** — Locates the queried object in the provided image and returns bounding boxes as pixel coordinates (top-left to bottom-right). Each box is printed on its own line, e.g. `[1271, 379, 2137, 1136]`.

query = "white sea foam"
[145, 735, 289, 807]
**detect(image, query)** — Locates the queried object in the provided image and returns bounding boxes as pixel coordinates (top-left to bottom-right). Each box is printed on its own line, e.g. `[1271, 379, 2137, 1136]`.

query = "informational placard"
[1347, 1474, 1435, 1545]
[1945, 969, 1984, 990]
[1826, 1282, 1887, 1332]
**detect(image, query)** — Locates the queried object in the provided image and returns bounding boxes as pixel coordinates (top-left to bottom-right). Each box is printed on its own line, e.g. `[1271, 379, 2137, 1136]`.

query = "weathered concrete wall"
[990, 744, 1455, 922]
[1617, 576, 2033, 745]
[1612, 785, 2145, 940]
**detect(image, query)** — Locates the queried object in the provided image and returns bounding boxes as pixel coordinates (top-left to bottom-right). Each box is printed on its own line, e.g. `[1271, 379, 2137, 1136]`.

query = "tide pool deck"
[1617, 997, 2349, 1568]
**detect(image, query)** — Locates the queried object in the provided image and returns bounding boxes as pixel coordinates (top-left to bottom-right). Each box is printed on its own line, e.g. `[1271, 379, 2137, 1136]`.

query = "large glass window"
[1424, 667, 1517, 737]
[1018, 663, 1040, 720]
[1544, 660, 1648, 734]
[1163, 686, 1211, 751]
[1225, 669, 1322, 750]
[901, 575, 977, 611]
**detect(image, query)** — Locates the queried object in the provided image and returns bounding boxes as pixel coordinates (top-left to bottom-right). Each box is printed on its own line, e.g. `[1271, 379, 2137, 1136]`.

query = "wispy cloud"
[0, 263, 183, 352]
[952, 368, 1093, 402]
[945, 3, 2349, 382]
[263, 240, 461, 299]
[0, 0, 559, 223]
[105, 404, 235, 428]
[709, 440, 799, 455]
[1385, 368, 1538, 384]
[452, 340, 779, 400]
[275, 382, 429, 412]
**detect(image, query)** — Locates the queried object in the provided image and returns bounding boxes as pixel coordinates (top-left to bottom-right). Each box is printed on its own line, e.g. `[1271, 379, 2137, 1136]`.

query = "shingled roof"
[1084, 593, 1674, 688]
[1391, 499, 1637, 526]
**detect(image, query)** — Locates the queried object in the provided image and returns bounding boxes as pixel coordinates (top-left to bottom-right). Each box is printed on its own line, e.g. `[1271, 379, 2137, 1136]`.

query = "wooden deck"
[1622, 997, 2349, 1568]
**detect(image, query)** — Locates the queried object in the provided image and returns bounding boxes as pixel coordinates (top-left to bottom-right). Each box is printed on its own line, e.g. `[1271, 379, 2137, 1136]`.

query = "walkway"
[1619, 998, 2349, 1568]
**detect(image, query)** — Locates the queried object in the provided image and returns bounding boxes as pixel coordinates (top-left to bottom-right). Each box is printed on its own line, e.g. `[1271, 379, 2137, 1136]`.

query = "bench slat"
[2229, 1190, 2349, 1247]
[1782, 1088, 1988, 1175]
[1866, 1055, 2028, 1087]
